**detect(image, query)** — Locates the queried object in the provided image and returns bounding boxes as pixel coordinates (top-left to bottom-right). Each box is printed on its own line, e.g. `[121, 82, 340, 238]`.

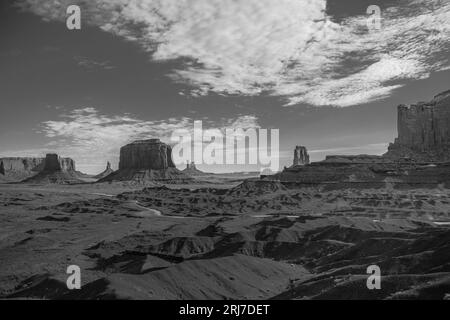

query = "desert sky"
[0, 0, 449, 173]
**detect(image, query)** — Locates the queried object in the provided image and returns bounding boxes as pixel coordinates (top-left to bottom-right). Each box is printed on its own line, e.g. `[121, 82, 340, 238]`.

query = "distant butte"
[99, 139, 191, 183]
[292, 146, 310, 167]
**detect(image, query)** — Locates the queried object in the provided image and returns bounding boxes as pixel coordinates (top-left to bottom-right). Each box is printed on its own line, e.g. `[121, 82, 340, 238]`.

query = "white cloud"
[38, 107, 259, 173]
[17, 0, 450, 107]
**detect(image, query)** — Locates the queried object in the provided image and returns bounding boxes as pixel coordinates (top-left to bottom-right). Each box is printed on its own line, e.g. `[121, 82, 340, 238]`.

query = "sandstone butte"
[99, 139, 190, 183]
[292, 146, 310, 166]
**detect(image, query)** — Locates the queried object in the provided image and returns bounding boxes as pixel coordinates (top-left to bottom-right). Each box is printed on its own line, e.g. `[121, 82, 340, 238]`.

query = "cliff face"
[385, 90, 450, 161]
[292, 146, 310, 166]
[119, 139, 176, 170]
[0, 157, 45, 182]
[21, 154, 82, 184]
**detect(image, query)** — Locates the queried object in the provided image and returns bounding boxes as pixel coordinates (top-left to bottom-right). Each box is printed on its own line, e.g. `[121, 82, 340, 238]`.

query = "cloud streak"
[17, 0, 450, 107]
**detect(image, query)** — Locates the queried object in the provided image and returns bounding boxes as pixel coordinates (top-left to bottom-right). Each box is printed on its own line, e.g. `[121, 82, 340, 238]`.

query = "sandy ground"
[0, 180, 449, 299]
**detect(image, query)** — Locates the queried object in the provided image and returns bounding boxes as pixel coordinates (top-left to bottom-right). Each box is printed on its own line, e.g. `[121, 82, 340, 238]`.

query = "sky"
[0, 0, 449, 174]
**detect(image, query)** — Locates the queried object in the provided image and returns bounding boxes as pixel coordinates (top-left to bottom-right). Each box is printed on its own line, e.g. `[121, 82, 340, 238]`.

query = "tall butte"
[100, 139, 189, 183]
[292, 146, 310, 166]
[385, 90, 450, 162]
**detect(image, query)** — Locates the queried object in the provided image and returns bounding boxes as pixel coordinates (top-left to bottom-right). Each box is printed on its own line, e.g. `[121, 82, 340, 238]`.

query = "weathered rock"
[385, 90, 450, 161]
[0, 157, 44, 182]
[119, 139, 176, 170]
[292, 146, 310, 166]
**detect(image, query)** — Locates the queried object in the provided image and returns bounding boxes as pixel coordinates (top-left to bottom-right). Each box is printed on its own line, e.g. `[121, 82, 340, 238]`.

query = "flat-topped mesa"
[101, 139, 190, 183]
[385, 90, 450, 162]
[293, 146, 310, 166]
[0, 157, 45, 182]
[119, 139, 175, 170]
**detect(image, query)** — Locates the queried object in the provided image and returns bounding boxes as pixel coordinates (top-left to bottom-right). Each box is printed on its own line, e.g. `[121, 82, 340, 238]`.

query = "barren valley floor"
[0, 180, 449, 300]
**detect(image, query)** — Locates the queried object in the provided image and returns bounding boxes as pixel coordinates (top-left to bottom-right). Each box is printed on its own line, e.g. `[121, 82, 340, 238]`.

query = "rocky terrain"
[0, 180, 448, 300]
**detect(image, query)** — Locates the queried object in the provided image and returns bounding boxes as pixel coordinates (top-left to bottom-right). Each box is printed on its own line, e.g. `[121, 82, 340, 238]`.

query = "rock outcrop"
[262, 91, 450, 189]
[22, 154, 83, 184]
[292, 146, 310, 166]
[119, 139, 175, 170]
[0, 157, 44, 182]
[269, 160, 450, 189]
[385, 90, 450, 161]
[100, 139, 190, 184]
[42, 153, 76, 172]
[94, 161, 114, 180]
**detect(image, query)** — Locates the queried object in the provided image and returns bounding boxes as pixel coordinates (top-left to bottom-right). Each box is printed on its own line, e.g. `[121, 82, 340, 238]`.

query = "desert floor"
[0, 179, 449, 299]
